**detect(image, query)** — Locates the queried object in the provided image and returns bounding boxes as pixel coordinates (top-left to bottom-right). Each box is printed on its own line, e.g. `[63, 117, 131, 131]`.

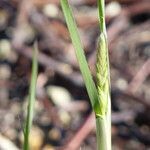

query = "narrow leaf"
[60, 0, 100, 113]
[23, 43, 38, 150]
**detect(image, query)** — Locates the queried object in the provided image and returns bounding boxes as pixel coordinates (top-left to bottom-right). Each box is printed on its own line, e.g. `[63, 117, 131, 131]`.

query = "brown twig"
[120, 90, 150, 109]
[125, 0, 150, 17]
[127, 59, 150, 94]
[61, 112, 95, 150]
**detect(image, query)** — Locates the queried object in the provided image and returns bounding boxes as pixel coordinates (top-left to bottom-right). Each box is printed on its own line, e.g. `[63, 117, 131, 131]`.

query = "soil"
[0, 0, 150, 150]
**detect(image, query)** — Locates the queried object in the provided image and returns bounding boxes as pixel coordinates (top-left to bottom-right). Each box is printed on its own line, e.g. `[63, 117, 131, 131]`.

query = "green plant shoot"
[23, 43, 38, 150]
[61, 0, 111, 149]
[96, 0, 111, 149]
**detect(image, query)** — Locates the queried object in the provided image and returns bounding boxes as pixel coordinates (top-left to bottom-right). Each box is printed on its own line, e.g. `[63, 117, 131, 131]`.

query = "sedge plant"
[23, 43, 38, 150]
[61, 0, 111, 149]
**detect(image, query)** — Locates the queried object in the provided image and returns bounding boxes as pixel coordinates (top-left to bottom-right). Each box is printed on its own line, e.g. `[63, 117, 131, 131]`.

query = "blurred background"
[0, 0, 150, 149]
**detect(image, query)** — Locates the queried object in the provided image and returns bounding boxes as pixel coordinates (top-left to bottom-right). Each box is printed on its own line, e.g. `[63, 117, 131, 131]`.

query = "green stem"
[98, 0, 106, 34]
[23, 43, 38, 150]
[96, 117, 107, 150]
[96, 0, 111, 149]
[96, 97, 111, 150]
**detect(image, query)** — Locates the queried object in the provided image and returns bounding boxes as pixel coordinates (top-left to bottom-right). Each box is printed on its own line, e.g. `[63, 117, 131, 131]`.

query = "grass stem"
[96, 0, 111, 149]
[61, 0, 111, 149]
[23, 43, 38, 150]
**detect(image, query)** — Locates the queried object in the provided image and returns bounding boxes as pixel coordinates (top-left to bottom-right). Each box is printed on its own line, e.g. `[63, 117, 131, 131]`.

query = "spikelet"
[96, 33, 110, 117]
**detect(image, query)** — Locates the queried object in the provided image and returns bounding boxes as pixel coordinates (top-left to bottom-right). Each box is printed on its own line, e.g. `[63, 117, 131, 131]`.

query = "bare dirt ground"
[0, 0, 150, 149]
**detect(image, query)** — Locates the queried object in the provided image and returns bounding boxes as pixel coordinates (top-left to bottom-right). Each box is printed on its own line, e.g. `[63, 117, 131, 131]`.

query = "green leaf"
[23, 42, 38, 150]
[60, 0, 100, 114]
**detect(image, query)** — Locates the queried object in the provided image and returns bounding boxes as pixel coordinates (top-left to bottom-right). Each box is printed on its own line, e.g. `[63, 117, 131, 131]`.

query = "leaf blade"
[60, 0, 99, 113]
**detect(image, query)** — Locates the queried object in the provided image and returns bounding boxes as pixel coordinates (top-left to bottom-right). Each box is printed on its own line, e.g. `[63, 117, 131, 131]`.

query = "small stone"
[20, 126, 44, 150]
[43, 4, 59, 18]
[0, 64, 11, 79]
[58, 64, 73, 75]
[48, 127, 61, 141]
[58, 109, 71, 127]
[10, 102, 21, 115]
[0, 40, 11, 57]
[43, 144, 55, 150]
[46, 86, 72, 109]
[106, 2, 121, 17]
[0, 39, 18, 62]
[39, 114, 51, 126]
[116, 78, 128, 90]
[0, 134, 19, 150]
